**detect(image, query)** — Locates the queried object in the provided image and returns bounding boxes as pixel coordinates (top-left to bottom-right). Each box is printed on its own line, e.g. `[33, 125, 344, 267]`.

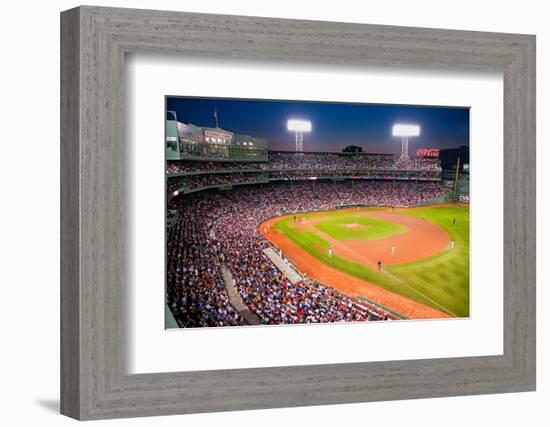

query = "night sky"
[166, 96, 469, 155]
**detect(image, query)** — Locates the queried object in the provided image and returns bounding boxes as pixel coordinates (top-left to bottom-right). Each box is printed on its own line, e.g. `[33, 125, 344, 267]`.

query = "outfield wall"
[413, 191, 455, 206]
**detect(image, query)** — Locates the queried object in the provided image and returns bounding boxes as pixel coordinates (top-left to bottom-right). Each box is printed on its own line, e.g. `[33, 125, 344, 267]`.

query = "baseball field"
[259, 204, 469, 320]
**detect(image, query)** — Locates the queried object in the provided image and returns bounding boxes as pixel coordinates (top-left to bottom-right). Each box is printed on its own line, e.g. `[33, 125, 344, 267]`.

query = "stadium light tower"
[287, 119, 312, 152]
[392, 123, 420, 164]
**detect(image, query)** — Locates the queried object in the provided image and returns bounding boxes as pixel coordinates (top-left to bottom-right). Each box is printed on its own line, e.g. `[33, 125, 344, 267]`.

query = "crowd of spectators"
[166, 180, 179, 194]
[170, 170, 443, 195]
[166, 196, 246, 327]
[328, 181, 447, 206]
[166, 160, 265, 174]
[267, 170, 440, 181]
[172, 172, 267, 191]
[166, 151, 441, 175]
[167, 180, 449, 327]
[266, 152, 397, 170]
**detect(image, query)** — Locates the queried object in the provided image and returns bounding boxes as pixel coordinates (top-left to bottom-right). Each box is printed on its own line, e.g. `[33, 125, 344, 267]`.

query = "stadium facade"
[166, 116, 268, 162]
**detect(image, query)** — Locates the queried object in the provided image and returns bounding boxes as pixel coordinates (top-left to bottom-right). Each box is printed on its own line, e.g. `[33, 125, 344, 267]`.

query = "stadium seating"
[167, 180, 448, 327]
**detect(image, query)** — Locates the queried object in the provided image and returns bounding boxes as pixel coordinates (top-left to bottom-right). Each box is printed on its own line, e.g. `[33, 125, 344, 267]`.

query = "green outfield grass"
[274, 204, 469, 317]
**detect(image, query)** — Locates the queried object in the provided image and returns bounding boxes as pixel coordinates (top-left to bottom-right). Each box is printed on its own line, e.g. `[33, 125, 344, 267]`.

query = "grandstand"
[166, 146, 453, 328]
[166, 150, 442, 198]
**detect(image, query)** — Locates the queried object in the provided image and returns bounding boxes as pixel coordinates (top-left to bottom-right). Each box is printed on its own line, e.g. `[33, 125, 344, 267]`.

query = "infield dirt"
[259, 208, 453, 319]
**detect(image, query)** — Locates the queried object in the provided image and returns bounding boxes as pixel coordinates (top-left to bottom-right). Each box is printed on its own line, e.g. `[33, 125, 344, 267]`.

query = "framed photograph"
[61, 6, 536, 420]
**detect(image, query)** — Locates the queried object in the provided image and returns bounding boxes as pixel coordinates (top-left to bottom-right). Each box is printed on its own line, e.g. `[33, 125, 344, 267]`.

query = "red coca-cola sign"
[416, 148, 440, 158]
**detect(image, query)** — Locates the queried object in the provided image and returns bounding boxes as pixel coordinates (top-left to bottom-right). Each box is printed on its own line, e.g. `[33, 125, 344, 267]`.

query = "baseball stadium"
[165, 98, 470, 328]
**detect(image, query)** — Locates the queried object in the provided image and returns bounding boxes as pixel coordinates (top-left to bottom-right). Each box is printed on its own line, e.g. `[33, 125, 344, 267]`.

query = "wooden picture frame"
[60, 6, 536, 420]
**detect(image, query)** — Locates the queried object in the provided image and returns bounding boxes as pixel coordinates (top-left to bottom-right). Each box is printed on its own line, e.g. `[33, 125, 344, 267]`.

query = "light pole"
[392, 123, 420, 164]
[287, 119, 312, 152]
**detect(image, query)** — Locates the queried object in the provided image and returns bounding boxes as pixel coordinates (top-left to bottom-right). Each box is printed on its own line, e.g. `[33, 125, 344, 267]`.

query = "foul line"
[301, 217, 458, 318]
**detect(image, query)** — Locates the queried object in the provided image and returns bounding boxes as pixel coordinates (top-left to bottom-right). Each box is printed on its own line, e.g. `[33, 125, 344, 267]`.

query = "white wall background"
[0, 0, 546, 425]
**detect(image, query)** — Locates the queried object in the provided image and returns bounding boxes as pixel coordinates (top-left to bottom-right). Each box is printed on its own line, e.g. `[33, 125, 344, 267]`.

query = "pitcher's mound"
[346, 223, 363, 229]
